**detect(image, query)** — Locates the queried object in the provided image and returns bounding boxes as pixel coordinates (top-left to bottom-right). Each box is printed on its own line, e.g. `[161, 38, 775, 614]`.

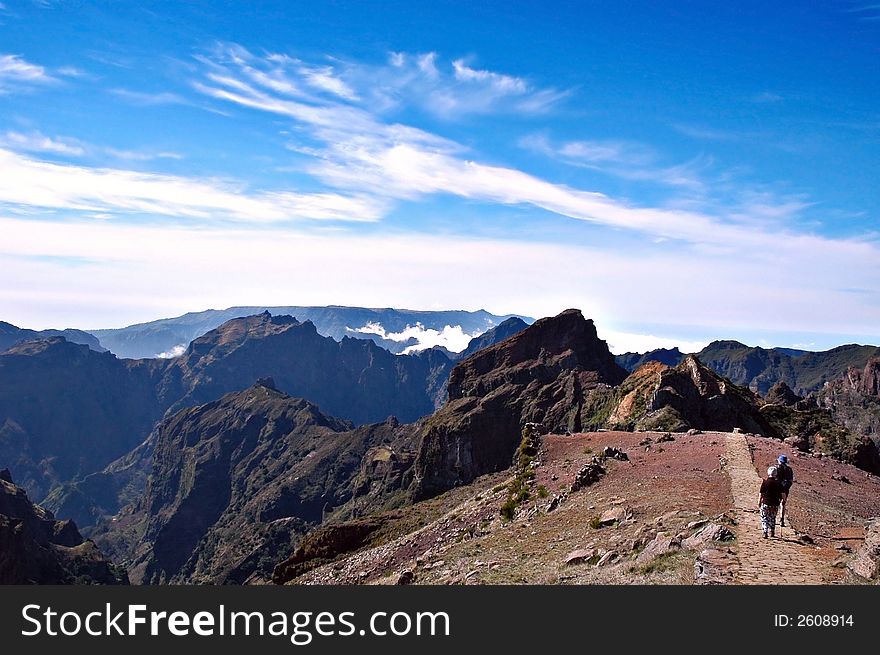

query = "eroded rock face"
[0, 474, 126, 584]
[855, 358, 880, 398]
[411, 310, 627, 498]
[816, 357, 880, 461]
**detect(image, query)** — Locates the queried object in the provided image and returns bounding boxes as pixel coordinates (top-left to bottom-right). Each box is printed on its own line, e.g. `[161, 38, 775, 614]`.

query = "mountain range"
[617, 340, 880, 395]
[0, 312, 529, 521]
[2, 306, 880, 585]
[89, 306, 530, 359]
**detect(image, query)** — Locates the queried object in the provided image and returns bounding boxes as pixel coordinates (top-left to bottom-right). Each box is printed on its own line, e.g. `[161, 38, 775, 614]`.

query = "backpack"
[777, 462, 793, 489]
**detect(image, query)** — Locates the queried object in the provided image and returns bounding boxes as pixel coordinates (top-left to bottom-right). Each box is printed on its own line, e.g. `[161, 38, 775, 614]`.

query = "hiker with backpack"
[759, 466, 784, 538]
[775, 454, 794, 527]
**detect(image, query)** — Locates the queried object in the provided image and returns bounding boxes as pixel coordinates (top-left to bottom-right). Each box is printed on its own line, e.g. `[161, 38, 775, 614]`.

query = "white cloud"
[1, 217, 878, 349]
[193, 46, 824, 248]
[452, 59, 527, 94]
[1, 130, 85, 156]
[0, 53, 56, 92]
[347, 322, 480, 353]
[0, 147, 387, 222]
[56, 66, 87, 78]
[216, 45, 567, 120]
[299, 64, 359, 101]
[154, 344, 186, 358]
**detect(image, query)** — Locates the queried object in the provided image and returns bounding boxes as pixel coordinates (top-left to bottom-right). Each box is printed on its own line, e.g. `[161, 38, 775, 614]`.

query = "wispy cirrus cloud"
[847, 3, 880, 19]
[0, 129, 182, 162]
[111, 88, 190, 106]
[520, 133, 706, 190]
[749, 91, 783, 104]
[0, 130, 85, 156]
[370, 51, 571, 117]
[0, 147, 387, 222]
[0, 53, 56, 93]
[672, 123, 746, 142]
[188, 44, 877, 255]
[102, 147, 183, 161]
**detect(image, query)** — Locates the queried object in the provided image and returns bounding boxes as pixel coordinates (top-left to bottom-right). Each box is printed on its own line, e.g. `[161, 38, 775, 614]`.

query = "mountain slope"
[818, 356, 880, 442]
[456, 317, 529, 360]
[0, 469, 126, 584]
[696, 341, 879, 395]
[96, 382, 414, 584]
[280, 430, 880, 586]
[0, 338, 165, 500]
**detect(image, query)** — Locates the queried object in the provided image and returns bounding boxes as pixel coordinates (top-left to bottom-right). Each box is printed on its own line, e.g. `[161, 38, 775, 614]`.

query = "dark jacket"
[760, 477, 783, 506]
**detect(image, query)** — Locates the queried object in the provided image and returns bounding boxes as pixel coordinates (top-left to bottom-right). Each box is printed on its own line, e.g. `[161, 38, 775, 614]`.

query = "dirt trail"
[725, 433, 825, 584]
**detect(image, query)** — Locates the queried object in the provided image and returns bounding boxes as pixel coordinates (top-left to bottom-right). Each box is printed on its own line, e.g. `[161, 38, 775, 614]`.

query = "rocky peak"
[447, 309, 626, 401]
[765, 381, 802, 406]
[412, 309, 627, 498]
[605, 355, 780, 436]
[186, 312, 301, 353]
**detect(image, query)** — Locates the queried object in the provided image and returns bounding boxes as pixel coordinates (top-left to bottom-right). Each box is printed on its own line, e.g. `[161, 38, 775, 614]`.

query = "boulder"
[546, 494, 566, 512]
[596, 550, 617, 567]
[682, 523, 734, 550]
[694, 548, 736, 584]
[848, 518, 880, 580]
[852, 437, 880, 475]
[395, 569, 415, 585]
[599, 506, 632, 526]
[563, 548, 597, 566]
[636, 532, 681, 565]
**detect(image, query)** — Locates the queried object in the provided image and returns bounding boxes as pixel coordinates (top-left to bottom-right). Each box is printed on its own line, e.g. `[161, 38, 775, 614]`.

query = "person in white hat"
[758, 466, 783, 538]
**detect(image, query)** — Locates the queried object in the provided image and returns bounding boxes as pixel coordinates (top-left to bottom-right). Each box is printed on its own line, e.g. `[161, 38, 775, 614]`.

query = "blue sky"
[1, 0, 879, 353]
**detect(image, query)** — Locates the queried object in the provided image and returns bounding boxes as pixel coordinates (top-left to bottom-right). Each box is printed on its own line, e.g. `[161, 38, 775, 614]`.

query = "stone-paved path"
[725, 433, 825, 584]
